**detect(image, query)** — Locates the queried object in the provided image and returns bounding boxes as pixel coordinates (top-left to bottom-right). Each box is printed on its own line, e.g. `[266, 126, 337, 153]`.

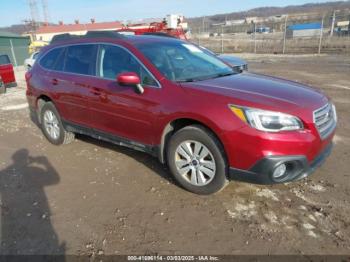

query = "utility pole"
[41, 0, 50, 24]
[198, 28, 200, 46]
[254, 22, 257, 53]
[10, 40, 18, 69]
[202, 16, 205, 34]
[348, 13, 350, 37]
[28, 0, 41, 30]
[221, 26, 224, 54]
[318, 15, 325, 55]
[330, 10, 336, 37]
[282, 14, 288, 54]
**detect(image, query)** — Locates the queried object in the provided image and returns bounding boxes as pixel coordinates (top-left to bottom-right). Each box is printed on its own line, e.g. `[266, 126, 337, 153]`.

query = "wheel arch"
[36, 94, 53, 124]
[158, 117, 227, 165]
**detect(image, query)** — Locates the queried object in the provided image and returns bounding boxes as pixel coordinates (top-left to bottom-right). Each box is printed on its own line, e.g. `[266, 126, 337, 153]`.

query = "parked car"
[26, 31, 336, 194]
[217, 54, 248, 72]
[199, 46, 248, 72]
[24, 51, 40, 71]
[0, 54, 17, 89]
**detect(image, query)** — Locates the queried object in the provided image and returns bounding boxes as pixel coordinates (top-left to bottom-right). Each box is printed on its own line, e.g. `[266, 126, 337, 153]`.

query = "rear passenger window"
[40, 48, 63, 70]
[64, 45, 97, 76]
[99, 45, 158, 87]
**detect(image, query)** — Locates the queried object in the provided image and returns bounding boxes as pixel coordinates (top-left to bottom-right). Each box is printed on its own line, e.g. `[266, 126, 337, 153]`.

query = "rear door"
[46, 44, 98, 127]
[0, 55, 15, 84]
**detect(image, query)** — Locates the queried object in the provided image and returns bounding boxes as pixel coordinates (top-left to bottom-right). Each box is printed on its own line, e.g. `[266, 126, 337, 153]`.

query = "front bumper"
[229, 142, 333, 184]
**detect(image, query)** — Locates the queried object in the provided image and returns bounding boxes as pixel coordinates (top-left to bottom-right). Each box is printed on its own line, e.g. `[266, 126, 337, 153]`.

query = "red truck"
[117, 15, 188, 40]
[0, 54, 17, 93]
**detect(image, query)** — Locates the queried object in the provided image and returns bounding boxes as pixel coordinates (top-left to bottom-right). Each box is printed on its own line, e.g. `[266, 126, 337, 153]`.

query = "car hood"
[181, 72, 328, 113]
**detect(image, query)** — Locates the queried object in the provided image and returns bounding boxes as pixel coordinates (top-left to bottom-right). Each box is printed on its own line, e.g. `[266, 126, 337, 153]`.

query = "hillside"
[1, 1, 350, 35]
[188, 1, 350, 31]
[0, 24, 31, 35]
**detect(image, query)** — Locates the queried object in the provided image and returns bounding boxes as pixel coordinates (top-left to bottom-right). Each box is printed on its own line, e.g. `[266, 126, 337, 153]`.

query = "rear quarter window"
[33, 52, 40, 60]
[40, 48, 64, 70]
[0, 55, 11, 65]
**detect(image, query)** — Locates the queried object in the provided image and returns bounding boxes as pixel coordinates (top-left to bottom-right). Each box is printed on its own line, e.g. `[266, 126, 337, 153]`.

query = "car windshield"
[135, 41, 235, 82]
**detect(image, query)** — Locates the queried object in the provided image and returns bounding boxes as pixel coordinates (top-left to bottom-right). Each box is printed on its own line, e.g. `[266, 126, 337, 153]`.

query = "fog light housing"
[272, 164, 287, 179]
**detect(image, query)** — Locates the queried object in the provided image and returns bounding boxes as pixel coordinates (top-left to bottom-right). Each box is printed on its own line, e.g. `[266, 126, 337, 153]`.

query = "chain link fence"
[0, 38, 29, 67]
[190, 12, 350, 54]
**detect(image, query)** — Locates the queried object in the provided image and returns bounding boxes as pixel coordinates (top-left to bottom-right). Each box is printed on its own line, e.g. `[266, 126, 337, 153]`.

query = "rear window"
[0, 55, 11, 65]
[64, 45, 97, 76]
[40, 48, 64, 70]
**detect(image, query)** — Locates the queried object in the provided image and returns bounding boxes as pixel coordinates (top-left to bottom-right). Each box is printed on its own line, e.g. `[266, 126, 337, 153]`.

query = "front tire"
[40, 102, 75, 145]
[167, 125, 228, 195]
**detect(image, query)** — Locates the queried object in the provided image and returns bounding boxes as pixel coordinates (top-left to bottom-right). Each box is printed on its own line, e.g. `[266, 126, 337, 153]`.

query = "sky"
[0, 0, 343, 27]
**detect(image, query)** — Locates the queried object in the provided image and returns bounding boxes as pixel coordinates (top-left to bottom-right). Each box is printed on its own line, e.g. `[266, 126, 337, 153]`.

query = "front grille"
[313, 103, 337, 140]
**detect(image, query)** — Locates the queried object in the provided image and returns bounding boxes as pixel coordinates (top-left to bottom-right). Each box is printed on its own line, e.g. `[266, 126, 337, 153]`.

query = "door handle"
[51, 78, 58, 85]
[91, 91, 101, 96]
[90, 87, 101, 96]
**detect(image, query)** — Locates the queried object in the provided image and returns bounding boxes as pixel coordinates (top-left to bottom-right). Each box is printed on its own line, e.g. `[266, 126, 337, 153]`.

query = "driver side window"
[98, 45, 158, 87]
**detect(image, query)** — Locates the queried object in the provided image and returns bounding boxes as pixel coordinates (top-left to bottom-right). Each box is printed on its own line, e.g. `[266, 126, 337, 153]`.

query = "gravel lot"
[0, 55, 349, 256]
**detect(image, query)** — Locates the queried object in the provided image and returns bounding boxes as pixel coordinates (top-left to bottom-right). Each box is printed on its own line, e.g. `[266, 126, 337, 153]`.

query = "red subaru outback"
[26, 32, 336, 194]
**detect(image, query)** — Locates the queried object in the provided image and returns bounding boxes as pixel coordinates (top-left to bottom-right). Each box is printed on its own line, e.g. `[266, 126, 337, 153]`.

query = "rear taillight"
[25, 71, 33, 90]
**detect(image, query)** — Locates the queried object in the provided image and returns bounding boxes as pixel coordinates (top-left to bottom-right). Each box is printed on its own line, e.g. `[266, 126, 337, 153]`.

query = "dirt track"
[0, 55, 349, 255]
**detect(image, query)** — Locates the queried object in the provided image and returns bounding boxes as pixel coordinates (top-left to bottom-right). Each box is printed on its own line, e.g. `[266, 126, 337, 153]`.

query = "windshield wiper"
[177, 77, 211, 82]
[177, 78, 196, 83]
[177, 72, 235, 83]
[214, 72, 235, 78]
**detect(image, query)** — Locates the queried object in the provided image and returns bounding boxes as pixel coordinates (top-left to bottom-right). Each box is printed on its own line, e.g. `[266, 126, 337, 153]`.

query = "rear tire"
[167, 125, 228, 195]
[40, 102, 75, 145]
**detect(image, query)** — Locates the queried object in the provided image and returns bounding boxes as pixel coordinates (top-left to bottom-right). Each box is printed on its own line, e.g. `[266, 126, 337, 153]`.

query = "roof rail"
[50, 33, 79, 44]
[50, 30, 125, 44]
[142, 32, 177, 38]
[85, 30, 125, 39]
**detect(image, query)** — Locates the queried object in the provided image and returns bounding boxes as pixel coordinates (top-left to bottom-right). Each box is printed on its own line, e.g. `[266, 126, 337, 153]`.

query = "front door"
[89, 44, 162, 145]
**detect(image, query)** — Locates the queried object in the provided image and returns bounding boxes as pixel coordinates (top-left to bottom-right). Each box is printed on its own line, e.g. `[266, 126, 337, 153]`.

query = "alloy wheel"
[43, 110, 60, 140]
[174, 140, 216, 186]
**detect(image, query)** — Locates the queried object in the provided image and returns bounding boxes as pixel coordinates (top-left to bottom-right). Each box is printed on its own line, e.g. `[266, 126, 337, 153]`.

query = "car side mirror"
[117, 72, 144, 94]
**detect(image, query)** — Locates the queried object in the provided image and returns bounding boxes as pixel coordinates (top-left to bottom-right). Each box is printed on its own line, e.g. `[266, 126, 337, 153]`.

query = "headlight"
[229, 105, 303, 132]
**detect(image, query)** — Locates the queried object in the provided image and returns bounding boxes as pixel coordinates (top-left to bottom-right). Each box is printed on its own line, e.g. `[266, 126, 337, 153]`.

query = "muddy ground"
[0, 55, 349, 256]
